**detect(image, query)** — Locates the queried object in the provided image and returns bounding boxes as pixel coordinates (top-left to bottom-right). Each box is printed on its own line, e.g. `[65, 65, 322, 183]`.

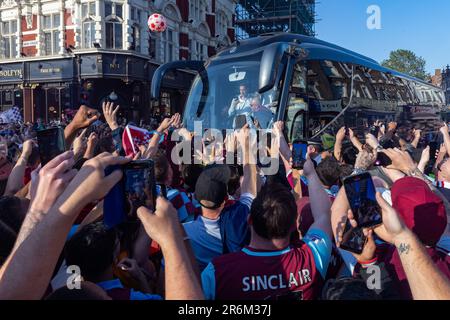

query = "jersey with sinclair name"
[201, 228, 332, 300]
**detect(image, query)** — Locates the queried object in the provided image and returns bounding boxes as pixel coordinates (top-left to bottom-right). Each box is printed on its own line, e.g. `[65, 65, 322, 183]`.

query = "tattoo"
[397, 243, 411, 255]
[14, 210, 46, 247]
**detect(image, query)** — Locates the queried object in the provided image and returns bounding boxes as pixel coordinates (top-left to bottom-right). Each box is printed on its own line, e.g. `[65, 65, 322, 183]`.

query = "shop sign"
[0, 69, 22, 78]
[23, 40, 38, 47]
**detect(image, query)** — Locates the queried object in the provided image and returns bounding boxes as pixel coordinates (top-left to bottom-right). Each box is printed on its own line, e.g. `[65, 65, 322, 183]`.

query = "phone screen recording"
[343, 173, 382, 229]
[37, 127, 66, 166]
[123, 161, 156, 220]
[292, 142, 307, 169]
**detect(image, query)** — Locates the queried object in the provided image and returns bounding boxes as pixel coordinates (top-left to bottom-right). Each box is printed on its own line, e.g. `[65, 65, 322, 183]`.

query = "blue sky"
[316, 0, 450, 74]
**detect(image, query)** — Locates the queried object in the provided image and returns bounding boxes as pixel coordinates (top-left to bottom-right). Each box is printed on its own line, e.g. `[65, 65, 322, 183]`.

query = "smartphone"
[123, 160, 156, 220]
[340, 221, 367, 254]
[373, 152, 392, 167]
[235, 115, 247, 129]
[292, 141, 308, 170]
[369, 126, 379, 137]
[429, 141, 438, 161]
[36, 127, 66, 166]
[343, 172, 382, 229]
[104, 165, 125, 229]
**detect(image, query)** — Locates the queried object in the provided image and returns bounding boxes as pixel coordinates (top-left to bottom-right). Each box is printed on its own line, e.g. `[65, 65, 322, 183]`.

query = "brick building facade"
[0, 0, 235, 122]
[442, 65, 450, 107]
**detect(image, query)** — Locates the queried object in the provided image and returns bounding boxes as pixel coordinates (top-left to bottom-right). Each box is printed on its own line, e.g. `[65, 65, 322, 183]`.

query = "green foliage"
[381, 49, 429, 81]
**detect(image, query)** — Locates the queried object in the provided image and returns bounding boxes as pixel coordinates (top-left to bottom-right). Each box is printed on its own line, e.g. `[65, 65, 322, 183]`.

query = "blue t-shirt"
[183, 194, 254, 272]
[97, 279, 162, 301]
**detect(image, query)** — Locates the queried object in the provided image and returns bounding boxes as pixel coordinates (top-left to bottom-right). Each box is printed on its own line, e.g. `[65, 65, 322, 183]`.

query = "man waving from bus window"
[228, 85, 250, 118]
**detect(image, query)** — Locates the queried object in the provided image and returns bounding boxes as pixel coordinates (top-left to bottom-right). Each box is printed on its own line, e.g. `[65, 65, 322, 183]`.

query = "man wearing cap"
[183, 130, 257, 272]
[307, 138, 332, 166]
[350, 148, 450, 299]
[372, 176, 450, 299]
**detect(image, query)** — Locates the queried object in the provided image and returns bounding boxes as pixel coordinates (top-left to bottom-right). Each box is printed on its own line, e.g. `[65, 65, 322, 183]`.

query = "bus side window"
[285, 95, 306, 143]
[283, 63, 308, 143]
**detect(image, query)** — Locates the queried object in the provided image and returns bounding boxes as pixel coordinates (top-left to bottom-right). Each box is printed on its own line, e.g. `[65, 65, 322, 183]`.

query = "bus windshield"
[183, 52, 281, 131]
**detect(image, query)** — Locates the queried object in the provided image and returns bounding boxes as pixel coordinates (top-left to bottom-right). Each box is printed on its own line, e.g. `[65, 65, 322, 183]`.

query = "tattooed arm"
[394, 231, 450, 300]
[375, 192, 450, 300]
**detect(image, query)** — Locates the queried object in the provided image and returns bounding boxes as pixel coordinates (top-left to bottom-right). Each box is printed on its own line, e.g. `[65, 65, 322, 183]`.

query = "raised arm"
[83, 132, 98, 160]
[4, 140, 33, 196]
[141, 114, 179, 159]
[375, 193, 450, 300]
[237, 125, 257, 197]
[0, 153, 129, 299]
[102, 102, 120, 131]
[434, 143, 447, 174]
[137, 198, 204, 300]
[349, 128, 363, 152]
[331, 187, 350, 243]
[64, 105, 99, 148]
[440, 124, 450, 158]
[301, 157, 332, 238]
[382, 148, 450, 241]
[334, 127, 346, 162]
[411, 129, 422, 149]
[417, 146, 430, 174]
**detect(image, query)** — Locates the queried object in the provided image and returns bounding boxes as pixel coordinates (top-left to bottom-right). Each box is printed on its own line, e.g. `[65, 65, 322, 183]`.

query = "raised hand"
[374, 192, 409, 245]
[343, 209, 377, 262]
[71, 105, 100, 130]
[365, 133, 380, 150]
[55, 153, 130, 213]
[72, 128, 88, 157]
[170, 113, 182, 129]
[20, 139, 34, 160]
[137, 197, 183, 250]
[29, 151, 78, 214]
[336, 127, 346, 142]
[84, 132, 99, 159]
[102, 102, 120, 131]
[381, 148, 417, 174]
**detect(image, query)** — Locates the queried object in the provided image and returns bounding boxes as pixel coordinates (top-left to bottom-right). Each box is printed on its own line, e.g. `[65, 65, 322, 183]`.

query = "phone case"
[103, 165, 126, 229]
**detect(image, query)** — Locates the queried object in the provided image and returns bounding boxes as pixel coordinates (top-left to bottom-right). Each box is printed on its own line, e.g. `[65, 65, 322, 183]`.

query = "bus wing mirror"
[259, 43, 286, 94]
[150, 60, 205, 100]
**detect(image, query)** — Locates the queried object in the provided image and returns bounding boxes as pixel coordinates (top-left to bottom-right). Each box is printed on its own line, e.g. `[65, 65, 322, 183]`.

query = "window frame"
[104, 1, 124, 49]
[42, 13, 61, 55]
[1, 20, 18, 59]
[131, 24, 141, 52]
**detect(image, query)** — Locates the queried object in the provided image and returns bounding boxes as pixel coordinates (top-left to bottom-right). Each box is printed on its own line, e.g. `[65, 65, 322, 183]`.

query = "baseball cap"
[195, 164, 231, 209]
[391, 177, 447, 246]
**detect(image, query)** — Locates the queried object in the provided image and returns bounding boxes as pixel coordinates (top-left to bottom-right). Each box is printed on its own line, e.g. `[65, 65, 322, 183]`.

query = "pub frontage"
[0, 52, 195, 123]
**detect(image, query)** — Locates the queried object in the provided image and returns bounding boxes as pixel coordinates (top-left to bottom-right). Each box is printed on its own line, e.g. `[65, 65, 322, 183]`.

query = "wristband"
[358, 257, 378, 267]
[352, 167, 366, 175]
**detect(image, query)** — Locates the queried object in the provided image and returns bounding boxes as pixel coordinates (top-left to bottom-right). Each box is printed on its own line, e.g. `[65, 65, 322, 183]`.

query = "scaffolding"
[235, 0, 316, 40]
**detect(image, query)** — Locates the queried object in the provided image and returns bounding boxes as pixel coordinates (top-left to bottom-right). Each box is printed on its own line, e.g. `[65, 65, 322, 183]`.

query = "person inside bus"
[228, 85, 250, 118]
[246, 94, 274, 129]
